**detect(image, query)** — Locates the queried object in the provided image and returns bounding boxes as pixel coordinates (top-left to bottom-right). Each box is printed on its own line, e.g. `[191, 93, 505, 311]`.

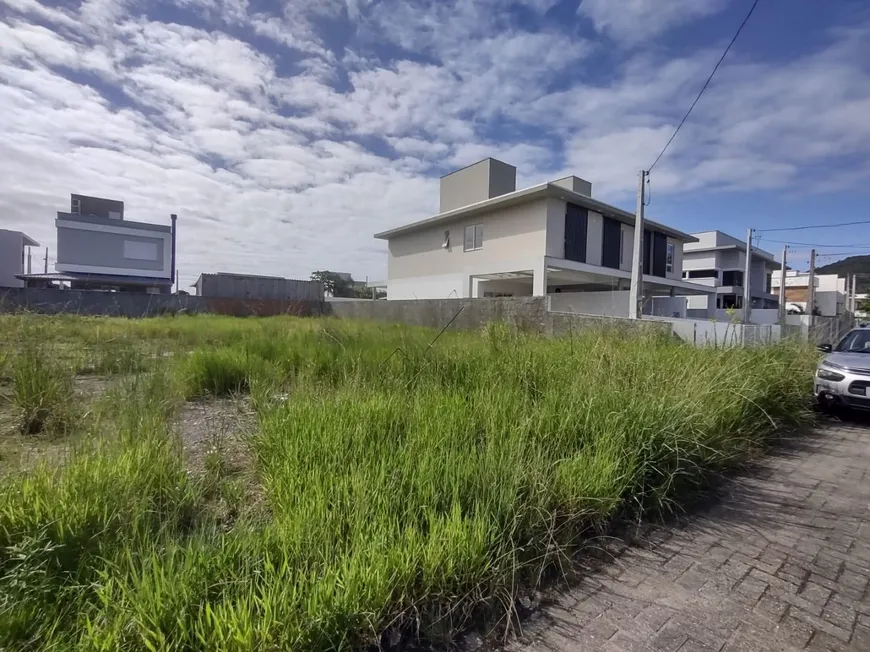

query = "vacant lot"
[0, 313, 815, 651]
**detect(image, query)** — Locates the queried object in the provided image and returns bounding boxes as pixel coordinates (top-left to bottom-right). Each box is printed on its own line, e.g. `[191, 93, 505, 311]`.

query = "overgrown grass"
[7, 343, 77, 435]
[0, 314, 817, 651]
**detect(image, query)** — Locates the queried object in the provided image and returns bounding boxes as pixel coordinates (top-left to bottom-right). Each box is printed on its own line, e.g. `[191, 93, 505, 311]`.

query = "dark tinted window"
[836, 330, 870, 352]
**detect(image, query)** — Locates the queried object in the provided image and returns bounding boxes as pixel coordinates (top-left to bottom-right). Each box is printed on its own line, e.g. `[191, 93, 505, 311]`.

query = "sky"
[1, 0, 870, 287]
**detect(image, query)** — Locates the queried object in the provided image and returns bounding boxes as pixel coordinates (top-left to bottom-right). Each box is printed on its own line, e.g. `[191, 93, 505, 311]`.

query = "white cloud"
[0, 0, 868, 286]
[578, 0, 729, 44]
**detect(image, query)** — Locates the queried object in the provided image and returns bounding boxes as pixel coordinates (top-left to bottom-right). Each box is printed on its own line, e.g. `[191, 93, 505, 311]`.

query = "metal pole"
[743, 228, 753, 324]
[807, 249, 816, 327]
[44, 247, 48, 273]
[628, 170, 647, 319]
[27, 248, 32, 274]
[778, 245, 788, 325]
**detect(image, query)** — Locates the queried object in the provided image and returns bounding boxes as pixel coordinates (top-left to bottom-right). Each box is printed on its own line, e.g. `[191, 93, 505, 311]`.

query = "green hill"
[815, 256, 870, 292]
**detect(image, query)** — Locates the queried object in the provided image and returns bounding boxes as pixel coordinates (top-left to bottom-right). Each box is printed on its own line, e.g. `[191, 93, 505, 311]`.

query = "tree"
[310, 271, 354, 297]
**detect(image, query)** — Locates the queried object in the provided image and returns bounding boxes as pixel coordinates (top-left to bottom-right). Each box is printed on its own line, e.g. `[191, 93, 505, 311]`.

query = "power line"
[756, 238, 870, 248]
[755, 219, 870, 233]
[648, 0, 761, 172]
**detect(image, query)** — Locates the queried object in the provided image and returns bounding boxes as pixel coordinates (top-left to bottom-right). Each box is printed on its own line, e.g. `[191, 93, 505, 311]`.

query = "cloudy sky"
[1, 0, 869, 285]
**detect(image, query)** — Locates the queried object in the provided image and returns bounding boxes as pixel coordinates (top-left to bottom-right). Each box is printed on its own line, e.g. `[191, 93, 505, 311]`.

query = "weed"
[8, 344, 77, 435]
[0, 314, 817, 651]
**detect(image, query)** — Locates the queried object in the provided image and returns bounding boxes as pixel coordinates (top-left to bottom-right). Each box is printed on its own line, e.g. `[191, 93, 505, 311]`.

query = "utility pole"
[807, 249, 816, 328]
[43, 248, 48, 273]
[743, 228, 753, 324]
[778, 245, 788, 325]
[628, 170, 647, 319]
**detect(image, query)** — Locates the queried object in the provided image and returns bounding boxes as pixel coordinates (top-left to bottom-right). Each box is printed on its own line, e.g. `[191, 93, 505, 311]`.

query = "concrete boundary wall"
[325, 297, 670, 337]
[0, 288, 322, 317]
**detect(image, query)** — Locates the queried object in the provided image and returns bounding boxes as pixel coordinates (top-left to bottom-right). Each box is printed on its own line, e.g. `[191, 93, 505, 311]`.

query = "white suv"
[815, 327, 870, 410]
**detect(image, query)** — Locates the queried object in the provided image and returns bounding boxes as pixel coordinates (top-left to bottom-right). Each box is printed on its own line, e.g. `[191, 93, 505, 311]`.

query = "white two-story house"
[374, 158, 713, 316]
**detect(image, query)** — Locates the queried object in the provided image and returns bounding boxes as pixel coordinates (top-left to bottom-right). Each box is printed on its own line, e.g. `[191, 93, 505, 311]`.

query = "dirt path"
[507, 420, 870, 652]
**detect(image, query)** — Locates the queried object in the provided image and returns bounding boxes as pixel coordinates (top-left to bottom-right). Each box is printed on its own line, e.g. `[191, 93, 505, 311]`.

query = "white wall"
[0, 230, 24, 288]
[549, 290, 630, 318]
[682, 252, 719, 271]
[387, 273, 470, 300]
[387, 199, 549, 289]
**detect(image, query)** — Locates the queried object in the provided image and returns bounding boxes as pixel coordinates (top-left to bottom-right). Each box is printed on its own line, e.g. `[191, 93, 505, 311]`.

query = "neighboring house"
[0, 229, 40, 288]
[771, 270, 846, 317]
[374, 158, 712, 316]
[19, 194, 177, 293]
[682, 231, 781, 313]
[192, 272, 323, 301]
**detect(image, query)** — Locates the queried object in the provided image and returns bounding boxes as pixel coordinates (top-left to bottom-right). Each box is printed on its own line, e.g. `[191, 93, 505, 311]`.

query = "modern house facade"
[18, 194, 178, 293]
[771, 270, 846, 317]
[0, 229, 39, 288]
[374, 158, 712, 315]
[682, 231, 780, 314]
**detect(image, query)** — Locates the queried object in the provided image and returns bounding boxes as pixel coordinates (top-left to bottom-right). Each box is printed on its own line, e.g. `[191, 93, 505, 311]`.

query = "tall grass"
[0, 315, 817, 651]
[7, 343, 77, 435]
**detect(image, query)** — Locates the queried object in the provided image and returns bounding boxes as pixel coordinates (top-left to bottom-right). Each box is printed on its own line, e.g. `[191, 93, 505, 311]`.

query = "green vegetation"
[0, 313, 816, 651]
[8, 343, 77, 435]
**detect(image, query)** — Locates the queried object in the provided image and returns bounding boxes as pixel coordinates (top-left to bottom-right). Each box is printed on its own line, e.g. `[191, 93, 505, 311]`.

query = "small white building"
[0, 229, 40, 288]
[374, 158, 713, 317]
[771, 270, 846, 317]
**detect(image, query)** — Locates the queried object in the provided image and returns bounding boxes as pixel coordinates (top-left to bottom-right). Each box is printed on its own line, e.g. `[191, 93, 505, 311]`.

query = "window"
[766, 273, 772, 294]
[123, 239, 159, 261]
[687, 269, 718, 279]
[619, 228, 624, 265]
[722, 270, 744, 287]
[666, 243, 675, 273]
[464, 224, 483, 251]
[722, 294, 743, 309]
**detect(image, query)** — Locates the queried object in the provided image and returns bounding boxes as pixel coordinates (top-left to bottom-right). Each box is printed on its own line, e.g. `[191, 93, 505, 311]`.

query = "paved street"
[508, 420, 870, 651]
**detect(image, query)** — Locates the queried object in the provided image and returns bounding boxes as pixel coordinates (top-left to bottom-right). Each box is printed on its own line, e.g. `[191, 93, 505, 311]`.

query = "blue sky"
[1, 0, 869, 285]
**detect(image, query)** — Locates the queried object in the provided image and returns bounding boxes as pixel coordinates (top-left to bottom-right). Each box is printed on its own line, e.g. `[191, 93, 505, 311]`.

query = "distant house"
[373, 157, 712, 317]
[18, 194, 178, 293]
[682, 231, 781, 313]
[0, 229, 40, 288]
[192, 272, 323, 301]
[771, 270, 846, 317]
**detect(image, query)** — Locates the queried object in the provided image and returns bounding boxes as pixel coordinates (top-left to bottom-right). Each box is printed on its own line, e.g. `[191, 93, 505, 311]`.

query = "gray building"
[192, 273, 323, 301]
[38, 194, 178, 293]
[0, 229, 40, 288]
[682, 231, 780, 311]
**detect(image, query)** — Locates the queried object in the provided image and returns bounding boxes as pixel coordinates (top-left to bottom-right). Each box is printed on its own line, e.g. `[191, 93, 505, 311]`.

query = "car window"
[835, 330, 870, 352]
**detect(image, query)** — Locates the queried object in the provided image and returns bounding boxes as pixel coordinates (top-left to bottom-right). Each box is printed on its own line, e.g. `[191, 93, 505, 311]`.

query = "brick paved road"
[508, 421, 870, 651]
